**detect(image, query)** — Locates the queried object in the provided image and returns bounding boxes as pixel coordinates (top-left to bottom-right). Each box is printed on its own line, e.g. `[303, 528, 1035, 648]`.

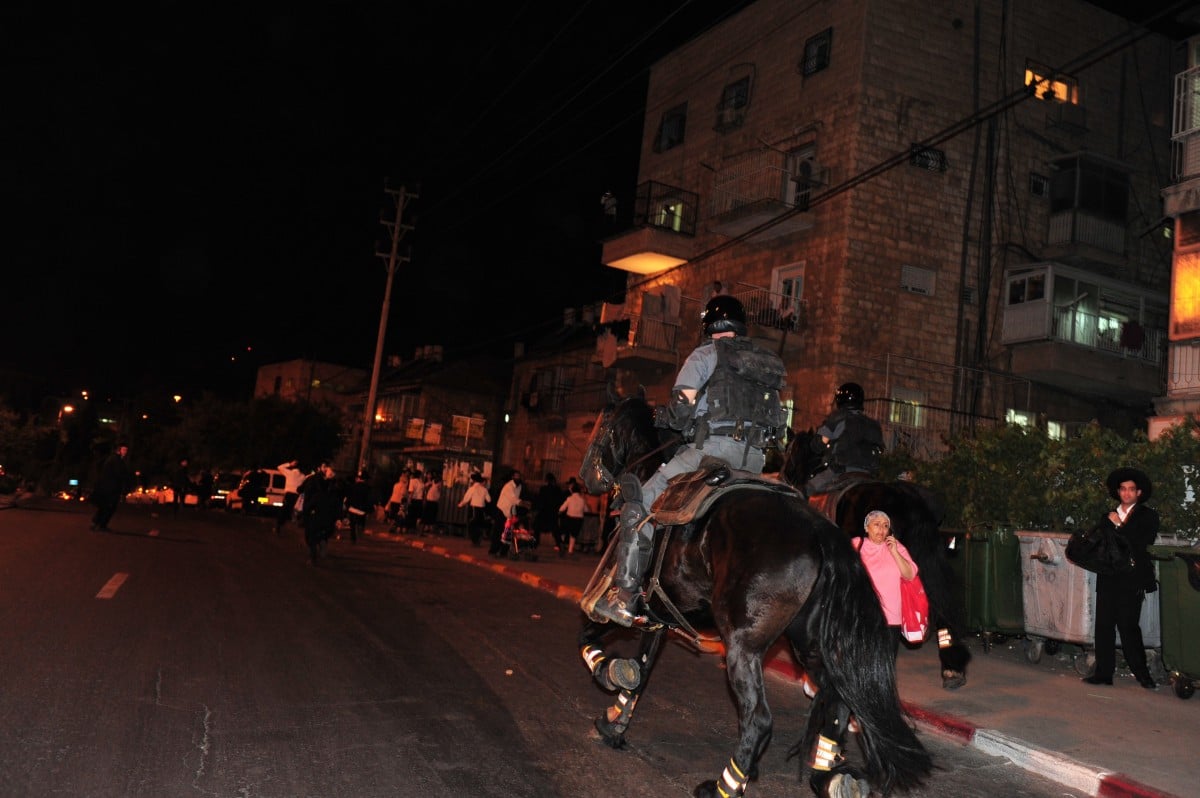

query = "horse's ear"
[605, 379, 620, 405]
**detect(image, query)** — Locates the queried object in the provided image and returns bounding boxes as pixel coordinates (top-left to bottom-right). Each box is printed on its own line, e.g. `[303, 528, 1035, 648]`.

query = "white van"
[225, 468, 289, 513]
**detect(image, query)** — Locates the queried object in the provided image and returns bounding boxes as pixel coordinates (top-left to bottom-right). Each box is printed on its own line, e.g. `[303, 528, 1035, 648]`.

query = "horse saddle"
[651, 456, 801, 527]
[807, 472, 875, 523]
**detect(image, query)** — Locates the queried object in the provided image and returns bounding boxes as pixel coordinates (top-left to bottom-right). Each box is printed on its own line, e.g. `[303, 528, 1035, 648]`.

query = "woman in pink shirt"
[856, 510, 918, 651]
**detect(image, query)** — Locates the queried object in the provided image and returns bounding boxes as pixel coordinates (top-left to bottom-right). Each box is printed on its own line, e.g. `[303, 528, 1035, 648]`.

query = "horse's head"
[780, 427, 826, 488]
[578, 394, 668, 495]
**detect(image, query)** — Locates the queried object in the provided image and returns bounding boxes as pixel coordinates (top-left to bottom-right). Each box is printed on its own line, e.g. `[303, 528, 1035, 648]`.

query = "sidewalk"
[367, 526, 1193, 798]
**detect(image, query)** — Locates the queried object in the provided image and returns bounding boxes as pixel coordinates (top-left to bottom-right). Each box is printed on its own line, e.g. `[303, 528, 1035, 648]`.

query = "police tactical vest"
[832, 411, 884, 472]
[703, 338, 787, 430]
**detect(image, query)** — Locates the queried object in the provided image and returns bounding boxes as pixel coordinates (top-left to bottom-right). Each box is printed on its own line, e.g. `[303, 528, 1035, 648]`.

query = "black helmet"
[702, 295, 747, 336]
[834, 382, 864, 410]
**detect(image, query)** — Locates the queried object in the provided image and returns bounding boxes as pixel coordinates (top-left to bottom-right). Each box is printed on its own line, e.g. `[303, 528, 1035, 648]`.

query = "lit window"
[1024, 61, 1079, 104]
[1006, 409, 1034, 428]
[1046, 420, 1066, 441]
[889, 388, 924, 428]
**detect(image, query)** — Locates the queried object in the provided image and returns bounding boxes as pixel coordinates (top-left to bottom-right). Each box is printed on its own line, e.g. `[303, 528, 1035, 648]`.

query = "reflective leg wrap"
[716, 758, 748, 798]
[938, 627, 952, 649]
[582, 643, 641, 691]
[811, 734, 841, 772]
[606, 690, 639, 730]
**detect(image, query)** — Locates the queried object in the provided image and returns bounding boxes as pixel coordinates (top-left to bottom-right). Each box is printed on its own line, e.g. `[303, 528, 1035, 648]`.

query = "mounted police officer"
[805, 381, 884, 495]
[588, 294, 787, 627]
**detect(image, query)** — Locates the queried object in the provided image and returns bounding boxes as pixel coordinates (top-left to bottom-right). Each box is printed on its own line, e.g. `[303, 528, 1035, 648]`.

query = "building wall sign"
[1170, 250, 1200, 340]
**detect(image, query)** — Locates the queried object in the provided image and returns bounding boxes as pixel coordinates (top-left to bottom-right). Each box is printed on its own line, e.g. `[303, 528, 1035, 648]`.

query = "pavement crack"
[191, 704, 212, 788]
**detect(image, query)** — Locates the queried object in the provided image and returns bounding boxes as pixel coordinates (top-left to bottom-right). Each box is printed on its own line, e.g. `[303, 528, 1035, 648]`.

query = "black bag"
[1065, 525, 1134, 575]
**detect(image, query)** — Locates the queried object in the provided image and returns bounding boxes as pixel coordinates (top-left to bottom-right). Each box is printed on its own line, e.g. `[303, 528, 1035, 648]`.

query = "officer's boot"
[589, 500, 653, 627]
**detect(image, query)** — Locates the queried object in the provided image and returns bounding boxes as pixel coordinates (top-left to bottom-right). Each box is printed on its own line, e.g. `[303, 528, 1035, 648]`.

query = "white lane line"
[96, 572, 129, 599]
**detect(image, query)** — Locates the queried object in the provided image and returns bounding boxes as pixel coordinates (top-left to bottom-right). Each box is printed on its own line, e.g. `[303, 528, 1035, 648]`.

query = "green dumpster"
[942, 527, 1024, 651]
[1148, 544, 1200, 699]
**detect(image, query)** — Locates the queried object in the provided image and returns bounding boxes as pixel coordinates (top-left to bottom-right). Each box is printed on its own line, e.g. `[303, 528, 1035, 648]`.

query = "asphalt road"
[0, 500, 1082, 797]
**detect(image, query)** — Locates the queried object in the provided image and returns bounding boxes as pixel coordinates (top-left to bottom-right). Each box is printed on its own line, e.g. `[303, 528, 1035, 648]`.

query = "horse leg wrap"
[716, 757, 748, 797]
[938, 627, 952, 648]
[811, 734, 842, 772]
[605, 690, 638, 731]
[582, 644, 642, 691]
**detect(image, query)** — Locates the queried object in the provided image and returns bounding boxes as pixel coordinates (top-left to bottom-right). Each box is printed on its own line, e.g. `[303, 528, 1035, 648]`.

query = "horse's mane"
[609, 395, 682, 482]
[780, 427, 822, 487]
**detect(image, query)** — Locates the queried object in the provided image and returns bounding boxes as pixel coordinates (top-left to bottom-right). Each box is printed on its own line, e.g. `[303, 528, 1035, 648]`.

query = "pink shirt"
[857, 537, 919, 625]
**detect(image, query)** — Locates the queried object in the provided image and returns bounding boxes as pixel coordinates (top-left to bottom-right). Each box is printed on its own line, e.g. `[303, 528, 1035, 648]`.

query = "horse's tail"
[810, 533, 932, 792]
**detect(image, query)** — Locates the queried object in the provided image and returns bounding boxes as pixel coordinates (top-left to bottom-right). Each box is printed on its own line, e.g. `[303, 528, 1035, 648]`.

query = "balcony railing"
[733, 287, 807, 333]
[630, 181, 698, 236]
[1046, 209, 1125, 255]
[1003, 303, 1164, 365]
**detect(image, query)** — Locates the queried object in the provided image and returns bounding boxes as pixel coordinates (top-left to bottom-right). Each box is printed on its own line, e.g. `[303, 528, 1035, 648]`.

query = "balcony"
[707, 152, 824, 242]
[600, 181, 698, 275]
[1043, 209, 1126, 267]
[1002, 303, 1165, 403]
[595, 313, 681, 373]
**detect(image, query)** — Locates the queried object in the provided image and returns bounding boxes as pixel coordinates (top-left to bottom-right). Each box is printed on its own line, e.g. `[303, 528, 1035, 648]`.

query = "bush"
[896, 416, 1200, 539]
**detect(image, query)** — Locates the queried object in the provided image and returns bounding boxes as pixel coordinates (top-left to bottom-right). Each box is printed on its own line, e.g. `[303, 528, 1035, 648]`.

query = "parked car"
[211, 471, 242, 508]
[225, 468, 288, 514]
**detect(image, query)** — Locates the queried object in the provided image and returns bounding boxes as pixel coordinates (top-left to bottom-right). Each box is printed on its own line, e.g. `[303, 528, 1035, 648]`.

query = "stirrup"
[588, 585, 648, 627]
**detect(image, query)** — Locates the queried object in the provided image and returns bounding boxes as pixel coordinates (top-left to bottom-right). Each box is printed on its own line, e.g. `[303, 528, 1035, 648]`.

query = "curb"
[374, 530, 1178, 798]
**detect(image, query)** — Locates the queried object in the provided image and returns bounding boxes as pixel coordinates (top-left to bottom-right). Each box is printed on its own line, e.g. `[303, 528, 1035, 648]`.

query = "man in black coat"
[1082, 466, 1160, 689]
[90, 444, 132, 532]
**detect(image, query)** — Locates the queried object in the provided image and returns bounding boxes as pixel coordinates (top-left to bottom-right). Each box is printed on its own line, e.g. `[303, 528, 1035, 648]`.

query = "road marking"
[96, 572, 129, 599]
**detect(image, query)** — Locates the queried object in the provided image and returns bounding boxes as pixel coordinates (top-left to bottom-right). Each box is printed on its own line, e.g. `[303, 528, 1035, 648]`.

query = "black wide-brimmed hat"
[1106, 467, 1153, 502]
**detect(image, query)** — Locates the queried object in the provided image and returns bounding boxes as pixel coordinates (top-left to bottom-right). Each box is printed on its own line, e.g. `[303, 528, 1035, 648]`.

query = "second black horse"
[779, 428, 971, 689]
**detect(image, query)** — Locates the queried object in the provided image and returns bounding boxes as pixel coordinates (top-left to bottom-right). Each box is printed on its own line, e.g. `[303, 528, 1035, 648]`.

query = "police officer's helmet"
[702, 295, 747, 336]
[835, 382, 865, 410]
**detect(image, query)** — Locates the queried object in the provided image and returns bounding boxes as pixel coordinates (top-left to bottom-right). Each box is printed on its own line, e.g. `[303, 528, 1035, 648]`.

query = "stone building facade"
[600, 0, 1183, 459]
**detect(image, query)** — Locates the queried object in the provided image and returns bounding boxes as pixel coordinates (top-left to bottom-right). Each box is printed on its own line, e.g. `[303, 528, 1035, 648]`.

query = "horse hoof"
[592, 717, 627, 749]
[691, 780, 720, 798]
[827, 771, 870, 798]
[942, 669, 967, 690]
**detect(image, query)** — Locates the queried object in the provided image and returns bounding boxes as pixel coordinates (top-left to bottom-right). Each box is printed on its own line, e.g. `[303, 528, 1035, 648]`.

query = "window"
[654, 103, 688, 152]
[716, 76, 751, 130]
[656, 198, 688, 232]
[1024, 61, 1079, 104]
[1006, 410, 1065, 441]
[1006, 409, 1034, 428]
[1007, 272, 1046, 305]
[889, 387, 924, 428]
[801, 28, 832, 76]
[1029, 173, 1049, 197]
[769, 262, 805, 330]
[784, 145, 824, 210]
[909, 145, 947, 172]
[1050, 155, 1128, 222]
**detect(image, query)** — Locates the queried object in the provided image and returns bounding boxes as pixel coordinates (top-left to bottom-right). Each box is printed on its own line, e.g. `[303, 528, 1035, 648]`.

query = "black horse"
[577, 396, 931, 798]
[779, 428, 971, 690]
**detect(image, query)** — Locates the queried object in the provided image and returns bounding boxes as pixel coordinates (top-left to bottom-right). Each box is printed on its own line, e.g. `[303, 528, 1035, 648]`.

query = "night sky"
[3, 1, 1189, 403]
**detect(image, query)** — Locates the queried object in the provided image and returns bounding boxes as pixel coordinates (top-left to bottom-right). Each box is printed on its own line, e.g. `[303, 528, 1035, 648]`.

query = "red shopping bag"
[900, 575, 929, 643]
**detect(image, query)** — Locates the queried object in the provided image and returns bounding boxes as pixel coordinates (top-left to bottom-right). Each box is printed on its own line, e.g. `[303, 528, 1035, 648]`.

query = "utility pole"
[358, 180, 417, 473]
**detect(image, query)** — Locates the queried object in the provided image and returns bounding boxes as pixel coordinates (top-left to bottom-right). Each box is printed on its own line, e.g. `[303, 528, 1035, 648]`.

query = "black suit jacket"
[1098, 502, 1159, 591]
